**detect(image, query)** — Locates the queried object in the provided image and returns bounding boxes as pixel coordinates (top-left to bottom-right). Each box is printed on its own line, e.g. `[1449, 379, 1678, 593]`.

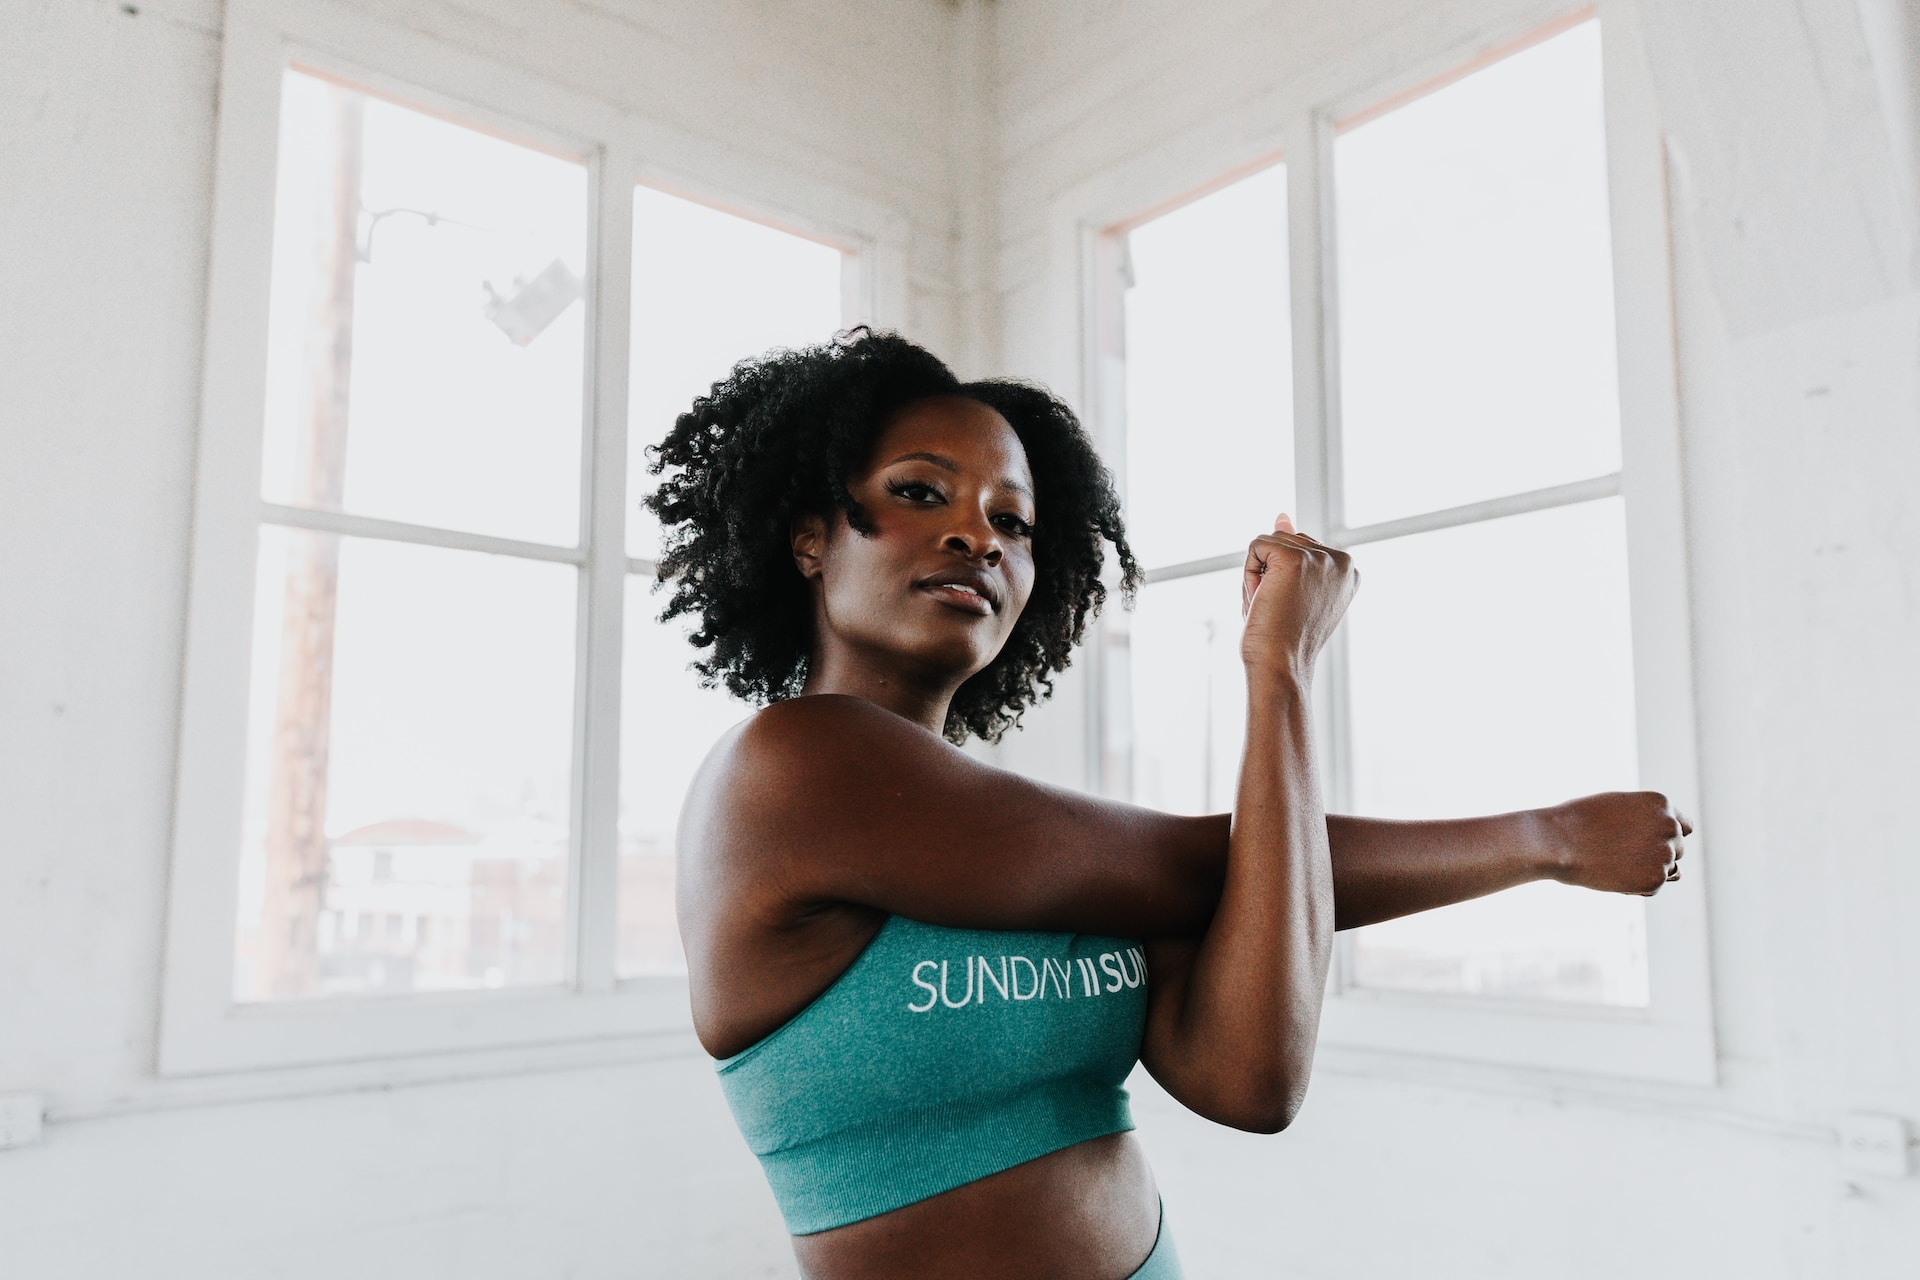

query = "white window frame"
[1081, 2, 1716, 1085]
[161, 0, 905, 1076]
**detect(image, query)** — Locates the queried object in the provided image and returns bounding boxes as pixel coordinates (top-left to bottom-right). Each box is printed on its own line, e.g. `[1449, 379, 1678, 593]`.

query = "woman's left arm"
[1132, 520, 1351, 1133]
[1143, 796, 1692, 1128]
[1327, 792, 1693, 931]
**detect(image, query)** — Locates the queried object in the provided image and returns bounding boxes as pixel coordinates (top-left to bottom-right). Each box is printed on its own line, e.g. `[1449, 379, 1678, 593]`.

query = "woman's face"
[794, 395, 1037, 685]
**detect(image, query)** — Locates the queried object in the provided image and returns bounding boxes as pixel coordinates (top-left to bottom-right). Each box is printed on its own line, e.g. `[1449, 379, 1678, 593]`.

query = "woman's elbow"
[1221, 1094, 1302, 1135]
[1193, 1069, 1310, 1134]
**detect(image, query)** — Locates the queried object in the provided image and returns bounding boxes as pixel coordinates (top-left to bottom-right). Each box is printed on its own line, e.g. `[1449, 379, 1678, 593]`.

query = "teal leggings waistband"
[1127, 1201, 1183, 1280]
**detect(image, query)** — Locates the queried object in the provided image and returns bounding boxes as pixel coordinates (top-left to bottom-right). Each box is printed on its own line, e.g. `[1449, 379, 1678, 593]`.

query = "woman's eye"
[887, 480, 940, 503]
[995, 514, 1034, 537]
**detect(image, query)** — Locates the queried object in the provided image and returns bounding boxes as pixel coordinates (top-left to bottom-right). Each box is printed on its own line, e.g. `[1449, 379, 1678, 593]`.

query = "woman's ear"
[791, 511, 827, 581]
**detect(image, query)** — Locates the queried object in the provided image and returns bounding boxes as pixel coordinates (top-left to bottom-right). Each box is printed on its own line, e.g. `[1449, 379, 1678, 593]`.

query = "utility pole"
[256, 88, 364, 1000]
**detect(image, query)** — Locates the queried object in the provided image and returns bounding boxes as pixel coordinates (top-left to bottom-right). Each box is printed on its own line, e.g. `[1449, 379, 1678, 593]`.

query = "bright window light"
[234, 527, 580, 1001]
[259, 69, 588, 547]
[235, 70, 588, 1002]
[1122, 163, 1293, 569]
[1334, 21, 1648, 1007]
[1335, 20, 1620, 529]
[1106, 163, 1292, 812]
[625, 186, 845, 560]
[1126, 567, 1246, 816]
[1343, 499, 1647, 1006]
[616, 582, 750, 977]
[618, 189, 845, 977]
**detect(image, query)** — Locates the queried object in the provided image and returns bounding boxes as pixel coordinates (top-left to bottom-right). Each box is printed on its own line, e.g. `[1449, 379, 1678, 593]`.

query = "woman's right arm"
[680, 691, 1229, 941]
[681, 692, 1689, 948]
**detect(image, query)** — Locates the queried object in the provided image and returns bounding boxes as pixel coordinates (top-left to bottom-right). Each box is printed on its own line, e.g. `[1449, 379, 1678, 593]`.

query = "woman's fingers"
[1239, 520, 1359, 669]
[1667, 806, 1690, 884]
[1242, 516, 1322, 613]
[1551, 790, 1695, 896]
[1241, 530, 1334, 601]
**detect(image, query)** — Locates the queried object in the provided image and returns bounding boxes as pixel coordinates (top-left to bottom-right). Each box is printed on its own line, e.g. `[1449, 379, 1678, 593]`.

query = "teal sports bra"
[714, 915, 1150, 1235]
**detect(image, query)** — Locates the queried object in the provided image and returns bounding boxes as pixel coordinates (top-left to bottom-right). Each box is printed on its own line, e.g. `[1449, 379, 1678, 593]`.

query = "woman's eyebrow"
[887, 450, 960, 471]
[888, 451, 1033, 500]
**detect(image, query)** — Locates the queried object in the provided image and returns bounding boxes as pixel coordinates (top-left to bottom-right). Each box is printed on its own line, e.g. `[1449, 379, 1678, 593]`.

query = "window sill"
[1317, 982, 1716, 1085]
[61, 1019, 705, 1127]
[158, 974, 696, 1076]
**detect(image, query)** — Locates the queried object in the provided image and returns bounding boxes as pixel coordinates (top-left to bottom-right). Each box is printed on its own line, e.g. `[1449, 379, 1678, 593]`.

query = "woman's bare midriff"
[790, 1132, 1161, 1280]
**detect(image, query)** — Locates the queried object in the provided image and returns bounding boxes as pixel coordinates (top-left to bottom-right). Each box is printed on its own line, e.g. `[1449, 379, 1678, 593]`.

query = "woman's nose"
[944, 517, 1002, 564]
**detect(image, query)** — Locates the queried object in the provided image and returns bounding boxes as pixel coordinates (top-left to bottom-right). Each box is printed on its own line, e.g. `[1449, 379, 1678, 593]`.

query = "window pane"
[234, 528, 578, 1001]
[618, 576, 752, 976]
[1122, 164, 1293, 569]
[628, 187, 845, 558]
[1344, 498, 1647, 1005]
[1127, 568, 1246, 815]
[260, 70, 587, 546]
[1335, 22, 1620, 527]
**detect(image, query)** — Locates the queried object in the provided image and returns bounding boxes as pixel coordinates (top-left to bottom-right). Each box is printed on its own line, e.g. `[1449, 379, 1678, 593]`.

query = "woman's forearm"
[1322, 789, 1691, 929]
[1150, 675, 1334, 1131]
[1326, 811, 1559, 931]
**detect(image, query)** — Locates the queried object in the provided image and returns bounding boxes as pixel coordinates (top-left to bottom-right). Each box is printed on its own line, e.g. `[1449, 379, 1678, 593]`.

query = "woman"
[652, 329, 1687, 1280]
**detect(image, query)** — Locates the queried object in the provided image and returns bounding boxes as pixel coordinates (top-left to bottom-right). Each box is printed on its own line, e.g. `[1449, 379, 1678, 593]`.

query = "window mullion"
[255, 501, 589, 564]
[1086, 225, 1132, 800]
[1140, 551, 1243, 585]
[573, 143, 638, 994]
[1335, 472, 1624, 548]
[1289, 110, 1359, 993]
[1288, 109, 1352, 809]
[1291, 111, 1343, 541]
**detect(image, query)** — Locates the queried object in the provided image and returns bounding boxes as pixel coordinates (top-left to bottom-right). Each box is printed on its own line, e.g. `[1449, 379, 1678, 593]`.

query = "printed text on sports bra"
[906, 947, 1147, 1012]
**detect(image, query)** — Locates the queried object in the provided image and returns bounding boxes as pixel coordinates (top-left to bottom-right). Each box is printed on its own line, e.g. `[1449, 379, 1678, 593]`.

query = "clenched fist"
[1240, 514, 1359, 679]
[1543, 791, 1692, 896]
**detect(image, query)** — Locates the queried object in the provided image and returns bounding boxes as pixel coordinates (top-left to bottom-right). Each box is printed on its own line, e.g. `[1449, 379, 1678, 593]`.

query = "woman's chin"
[893, 632, 1003, 684]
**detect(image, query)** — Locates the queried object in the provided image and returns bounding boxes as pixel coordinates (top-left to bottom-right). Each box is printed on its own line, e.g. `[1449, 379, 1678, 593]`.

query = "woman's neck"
[800, 646, 958, 737]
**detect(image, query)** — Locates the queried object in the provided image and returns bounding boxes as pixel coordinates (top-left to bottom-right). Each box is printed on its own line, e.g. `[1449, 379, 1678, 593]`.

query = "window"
[164, 0, 884, 1073]
[234, 70, 588, 1003]
[1094, 162, 1290, 815]
[618, 187, 845, 977]
[1095, 14, 1713, 1080]
[1332, 20, 1646, 1007]
[230, 74, 845, 1005]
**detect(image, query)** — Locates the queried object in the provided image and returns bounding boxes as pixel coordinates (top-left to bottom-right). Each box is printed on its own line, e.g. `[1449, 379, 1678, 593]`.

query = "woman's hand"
[1240, 515, 1359, 681]
[1542, 791, 1693, 896]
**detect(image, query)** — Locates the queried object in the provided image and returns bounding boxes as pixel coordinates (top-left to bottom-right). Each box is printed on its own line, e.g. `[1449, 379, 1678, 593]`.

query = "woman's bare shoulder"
[678, 697, 941, 892]
[688, 696, 963, 828]
[677, 700, 903, 1056]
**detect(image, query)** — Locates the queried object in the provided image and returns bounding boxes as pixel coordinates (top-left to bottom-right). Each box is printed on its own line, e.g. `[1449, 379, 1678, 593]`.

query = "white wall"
[0, 0, 968, 1274]
[992, 1, 1920, 1277]
[4, 0, 1919, 1276]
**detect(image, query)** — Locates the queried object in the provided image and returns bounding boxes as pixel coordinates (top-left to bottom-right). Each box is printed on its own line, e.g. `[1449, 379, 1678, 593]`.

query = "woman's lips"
[919, 582, 995, 616]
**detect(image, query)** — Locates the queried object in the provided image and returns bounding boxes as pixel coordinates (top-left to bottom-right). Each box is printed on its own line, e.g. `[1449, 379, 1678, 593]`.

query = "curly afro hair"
[643, 327, 1139, 744]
